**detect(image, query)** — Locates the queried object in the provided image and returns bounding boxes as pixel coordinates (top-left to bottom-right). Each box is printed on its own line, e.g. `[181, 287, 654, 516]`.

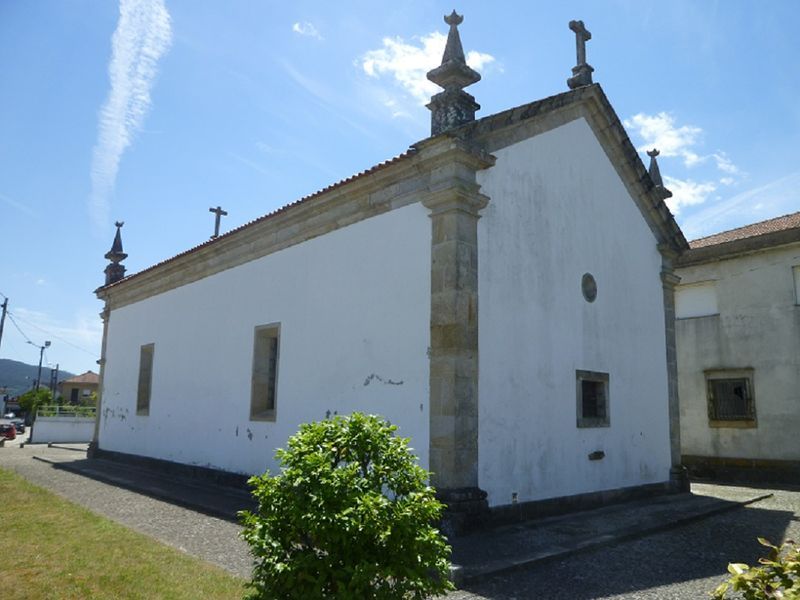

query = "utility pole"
[34, 340, 51, 391]
[49, 363, 59, 402]
[0, 297, 7, 351]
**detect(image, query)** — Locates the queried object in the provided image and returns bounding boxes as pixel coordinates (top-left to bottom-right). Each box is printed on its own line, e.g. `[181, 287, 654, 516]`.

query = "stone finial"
[647, 149, 673, 200]
[104, 221, 128, 286]
[567, 19, 594, 89]
[426, 11, 481, 135]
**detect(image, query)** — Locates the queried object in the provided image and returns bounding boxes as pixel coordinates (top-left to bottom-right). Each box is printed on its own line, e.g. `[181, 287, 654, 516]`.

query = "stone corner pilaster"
[92, 304, 111, 449]
[422, 144, 491, 519]
[660, 257, 682, 472]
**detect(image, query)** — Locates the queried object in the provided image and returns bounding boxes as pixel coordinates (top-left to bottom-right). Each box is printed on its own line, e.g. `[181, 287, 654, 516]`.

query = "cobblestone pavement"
[2, 445, 799, 599]
[450, 485, 800, 599]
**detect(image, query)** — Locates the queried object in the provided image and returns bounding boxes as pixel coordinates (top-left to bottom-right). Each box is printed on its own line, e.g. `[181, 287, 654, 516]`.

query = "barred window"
[576, 370, 610, 428]
[706, 369, 755, 426]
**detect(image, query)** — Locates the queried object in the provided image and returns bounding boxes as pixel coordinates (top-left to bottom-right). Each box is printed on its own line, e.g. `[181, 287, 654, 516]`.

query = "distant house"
[675, 212, 800, 480]
[60, 371, 99, 404]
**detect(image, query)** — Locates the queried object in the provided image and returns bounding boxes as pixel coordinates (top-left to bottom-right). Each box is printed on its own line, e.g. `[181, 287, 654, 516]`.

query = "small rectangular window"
[676, 281, 719, 319]
[793, 265, 800, 305]
[251, 324, 280, 421]
[705, 369, 755, 427]
[137, 343, 155, 415]
[576, 370, 610, 428]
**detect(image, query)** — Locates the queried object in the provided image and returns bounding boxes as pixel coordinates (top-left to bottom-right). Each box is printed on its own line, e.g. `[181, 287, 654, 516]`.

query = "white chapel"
[93, 13, 689, 526]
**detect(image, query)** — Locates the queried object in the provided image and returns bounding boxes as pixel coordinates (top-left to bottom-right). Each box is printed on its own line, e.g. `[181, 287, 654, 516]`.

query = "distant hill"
[0, 358, 75, 398]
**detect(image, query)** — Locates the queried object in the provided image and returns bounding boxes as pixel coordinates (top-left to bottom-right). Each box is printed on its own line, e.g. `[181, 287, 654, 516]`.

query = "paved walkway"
[0, 443, 775, 592]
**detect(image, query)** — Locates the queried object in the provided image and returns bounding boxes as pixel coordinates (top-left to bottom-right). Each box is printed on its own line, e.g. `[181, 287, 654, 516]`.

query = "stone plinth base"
[438, 486, 489, 537]
[670, 465, 691, 492]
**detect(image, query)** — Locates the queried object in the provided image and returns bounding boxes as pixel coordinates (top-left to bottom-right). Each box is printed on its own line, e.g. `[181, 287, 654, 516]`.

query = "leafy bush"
[239, 412, 453, 600]
[18, 388, 52, 416]
[712, 537, 800, 599]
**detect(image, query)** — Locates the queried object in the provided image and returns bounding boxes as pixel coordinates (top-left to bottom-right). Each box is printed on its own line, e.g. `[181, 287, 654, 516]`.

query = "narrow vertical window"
[251, 324, 280, 420]
[137, 343, 155, 415]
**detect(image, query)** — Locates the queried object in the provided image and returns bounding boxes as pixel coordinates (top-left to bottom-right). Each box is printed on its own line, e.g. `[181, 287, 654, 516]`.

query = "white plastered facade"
[99, 203, 432, 476]
[477, 118, 672, 506]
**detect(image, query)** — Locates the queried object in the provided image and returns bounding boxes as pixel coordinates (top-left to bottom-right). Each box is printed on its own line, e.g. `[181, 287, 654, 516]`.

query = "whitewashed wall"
[100, 204, 431, 476]
[32, 417, 95, 444]
[477, 118, 672, 507]
[677, 244, 800, 460]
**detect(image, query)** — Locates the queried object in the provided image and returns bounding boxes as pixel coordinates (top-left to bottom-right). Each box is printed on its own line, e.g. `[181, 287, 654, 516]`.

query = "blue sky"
[1, 1, 798, 376]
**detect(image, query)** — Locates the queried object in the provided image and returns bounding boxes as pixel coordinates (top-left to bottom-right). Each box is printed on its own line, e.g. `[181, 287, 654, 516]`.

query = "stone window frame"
[705, 368, 756, 428]
[136, 343, 155, 416]
[792, 265, 800, 306]
[250, 323, 280, 422]
[576, 370, 610, 428]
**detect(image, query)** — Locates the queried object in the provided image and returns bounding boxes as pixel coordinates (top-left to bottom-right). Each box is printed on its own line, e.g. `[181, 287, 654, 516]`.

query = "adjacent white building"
[93, 15, 689, 524]
[676, 212, 800, 480]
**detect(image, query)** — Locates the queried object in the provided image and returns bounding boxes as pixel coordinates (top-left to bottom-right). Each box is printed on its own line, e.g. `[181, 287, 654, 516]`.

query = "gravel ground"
[3, 445, 798, 599]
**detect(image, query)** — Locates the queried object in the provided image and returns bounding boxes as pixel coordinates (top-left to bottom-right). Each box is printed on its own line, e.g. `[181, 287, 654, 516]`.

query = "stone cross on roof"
[567, 19, 594, 89]
[426, 10, 481, 135]
[209, 206, 228, 239]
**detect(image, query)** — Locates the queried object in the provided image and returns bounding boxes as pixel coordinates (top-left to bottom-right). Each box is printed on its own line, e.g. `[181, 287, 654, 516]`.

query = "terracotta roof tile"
[62, 371, 99, 385]
[689, 211, 800, 248]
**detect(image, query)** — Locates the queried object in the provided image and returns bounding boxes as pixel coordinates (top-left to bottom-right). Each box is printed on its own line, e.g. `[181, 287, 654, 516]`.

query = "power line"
[8, 310, 97, 357]
[6, 313, 35, 345]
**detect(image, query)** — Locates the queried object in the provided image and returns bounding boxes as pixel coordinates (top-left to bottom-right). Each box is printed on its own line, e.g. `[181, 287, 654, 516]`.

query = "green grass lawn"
[0, 468, 247, 599]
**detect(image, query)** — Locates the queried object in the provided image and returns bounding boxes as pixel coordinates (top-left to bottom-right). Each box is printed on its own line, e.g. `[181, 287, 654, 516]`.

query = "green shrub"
[712, 538, 800, 599]
[239, 412, 454, 600]
[18, 388, 52, 416]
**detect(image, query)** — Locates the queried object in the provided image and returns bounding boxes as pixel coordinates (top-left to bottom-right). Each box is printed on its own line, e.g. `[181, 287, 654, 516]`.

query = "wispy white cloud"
[279, 60, 382, 144]
[360, 32, 495, 111]
[292, 21, 322, 40]
[624, 111, 744, 217]
[663, 176, 717, 214]
[89, 0, 172, 230]
[679, 172, 800, 240]
[227, 151, 272, 177]
[0, 192, 36, 217]
[624, 112, 703, 167]
[712, 151, 739, 175]
[624, 113, 743, 179]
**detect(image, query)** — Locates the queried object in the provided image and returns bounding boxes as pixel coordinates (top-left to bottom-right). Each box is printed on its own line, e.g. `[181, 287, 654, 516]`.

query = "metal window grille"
[708, 378, 753, 420]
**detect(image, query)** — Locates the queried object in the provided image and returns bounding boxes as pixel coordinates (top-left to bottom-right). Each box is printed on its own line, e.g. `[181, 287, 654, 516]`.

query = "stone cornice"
[97, 138, 495, 311]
